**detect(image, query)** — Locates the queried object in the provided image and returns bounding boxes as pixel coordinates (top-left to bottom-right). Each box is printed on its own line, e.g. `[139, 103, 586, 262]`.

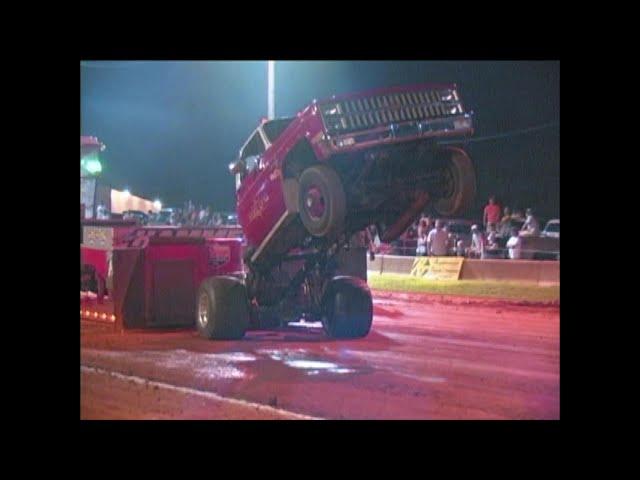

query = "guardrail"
[368, 254, 560, 285]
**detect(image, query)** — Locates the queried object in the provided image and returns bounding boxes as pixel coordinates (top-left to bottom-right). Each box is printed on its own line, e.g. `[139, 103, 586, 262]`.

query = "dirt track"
[81, 291, 559, 420]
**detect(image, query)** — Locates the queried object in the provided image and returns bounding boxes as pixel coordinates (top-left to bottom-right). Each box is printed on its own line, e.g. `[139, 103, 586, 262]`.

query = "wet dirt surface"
[81, 291, 559, 420]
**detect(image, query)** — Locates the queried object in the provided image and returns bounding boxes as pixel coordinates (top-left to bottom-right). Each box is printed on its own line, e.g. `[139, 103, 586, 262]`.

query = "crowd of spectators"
[166, 201, 229, 227]
[373, 195, 547, 260]
[96, 194, 550, 261]
[107, 200, 237, 227]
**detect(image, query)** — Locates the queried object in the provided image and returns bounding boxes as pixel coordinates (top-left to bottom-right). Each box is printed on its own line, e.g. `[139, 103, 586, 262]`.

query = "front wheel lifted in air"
[298, 164, 346, 238]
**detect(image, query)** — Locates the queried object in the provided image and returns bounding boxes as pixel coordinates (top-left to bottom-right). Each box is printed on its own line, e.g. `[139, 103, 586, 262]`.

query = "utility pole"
[267, 61, 275, 119]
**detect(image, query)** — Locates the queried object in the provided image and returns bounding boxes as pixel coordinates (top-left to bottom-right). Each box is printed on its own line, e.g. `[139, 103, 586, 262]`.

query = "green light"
[82, 154, 102, 175]
[86, 158, 102, 174]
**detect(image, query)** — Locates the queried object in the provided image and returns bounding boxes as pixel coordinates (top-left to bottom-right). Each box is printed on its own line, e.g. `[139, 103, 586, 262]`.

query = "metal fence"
[378, 240, 559, 261]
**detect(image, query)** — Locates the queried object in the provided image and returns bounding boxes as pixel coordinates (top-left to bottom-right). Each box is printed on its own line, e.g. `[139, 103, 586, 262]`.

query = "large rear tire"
[196, 276, 249, 340]
[433, 147, 476, 217]
[298, 165, 346, 238]
[321, 276, 373, 339]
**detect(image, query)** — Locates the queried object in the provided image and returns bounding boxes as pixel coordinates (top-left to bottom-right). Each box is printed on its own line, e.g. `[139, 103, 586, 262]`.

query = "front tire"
[196, 276, 249, 340]
[321, 276, 373, 339]
[298, 165, 346, 238]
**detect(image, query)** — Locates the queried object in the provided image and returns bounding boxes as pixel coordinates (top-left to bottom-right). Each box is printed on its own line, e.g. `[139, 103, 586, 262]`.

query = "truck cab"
[232, 83, 476, 270]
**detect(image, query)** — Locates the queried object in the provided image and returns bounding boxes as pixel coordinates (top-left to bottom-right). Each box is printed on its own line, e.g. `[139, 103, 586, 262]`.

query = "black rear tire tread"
[196, 276, 249, 340]
[321, 277, 373, 339]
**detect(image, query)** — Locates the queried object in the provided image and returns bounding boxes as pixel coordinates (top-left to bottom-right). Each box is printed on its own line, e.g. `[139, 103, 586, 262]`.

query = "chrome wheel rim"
[198, 292, 209, 328]
[304, 186, 326, 220]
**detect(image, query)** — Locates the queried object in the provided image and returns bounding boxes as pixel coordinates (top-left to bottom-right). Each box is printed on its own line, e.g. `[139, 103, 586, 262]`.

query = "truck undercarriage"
[241, 140, 474, 337]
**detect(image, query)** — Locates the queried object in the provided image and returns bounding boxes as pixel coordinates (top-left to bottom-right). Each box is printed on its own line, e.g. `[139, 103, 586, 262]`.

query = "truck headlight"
[337, 137, 355, 147]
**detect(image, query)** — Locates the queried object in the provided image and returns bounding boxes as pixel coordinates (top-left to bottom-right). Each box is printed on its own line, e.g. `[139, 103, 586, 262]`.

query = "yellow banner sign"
[410, 257, 464, 280]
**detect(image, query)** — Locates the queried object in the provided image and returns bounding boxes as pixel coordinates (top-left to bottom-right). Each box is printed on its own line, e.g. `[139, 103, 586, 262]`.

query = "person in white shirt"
[427, 220, 449, 256]
[521, 208, 540, 236]
[468, 224, 485, 259]
[198, 207, 207, 224]
[484, 224, 500, 258]
[506, 228, 523, 259]
[416, 218, 428, 256]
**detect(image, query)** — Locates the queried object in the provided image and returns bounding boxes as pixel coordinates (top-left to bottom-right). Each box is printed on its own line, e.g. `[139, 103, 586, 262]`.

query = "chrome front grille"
[321, 88, 465, 136]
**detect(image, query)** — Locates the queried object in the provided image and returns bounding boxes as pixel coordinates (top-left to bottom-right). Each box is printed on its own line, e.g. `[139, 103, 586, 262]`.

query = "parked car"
[500, 217, 559, 261]
[542, 218, 559, 239]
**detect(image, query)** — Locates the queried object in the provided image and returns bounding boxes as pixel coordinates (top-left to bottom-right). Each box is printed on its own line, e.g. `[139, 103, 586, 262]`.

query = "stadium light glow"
[268, 61, 275, 119]
[153, 200, 162, 210]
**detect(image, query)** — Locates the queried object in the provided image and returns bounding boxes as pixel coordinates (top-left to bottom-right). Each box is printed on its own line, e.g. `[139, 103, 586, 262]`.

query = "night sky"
[80, 61, 559, 220]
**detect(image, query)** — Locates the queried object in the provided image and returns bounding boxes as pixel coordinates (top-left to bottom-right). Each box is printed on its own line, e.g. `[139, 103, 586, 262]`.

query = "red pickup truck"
[232, 83, 474, 264]
[215, 82, 475, 339]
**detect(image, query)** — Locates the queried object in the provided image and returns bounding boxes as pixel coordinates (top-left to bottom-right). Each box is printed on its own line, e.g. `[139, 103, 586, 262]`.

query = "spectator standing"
[426, 215, 434, 233]
[485, 224, 501, 258]
[364, 227, 376, 261]
[416, 219, 428, 256]
[499, 206, 512, 237]
[486, 224, 497, 247]
[468, 224, 485, 259]
[483, 196, 501, 231]
[369, 225, 381, 252]
[417, 217, 430, 237]
[521, 208, 540, 235]
[406, 222, 417, 240]
[506, 228, 523, 259]
[501, 206, 512, 223]
[427, 220, 449, 256]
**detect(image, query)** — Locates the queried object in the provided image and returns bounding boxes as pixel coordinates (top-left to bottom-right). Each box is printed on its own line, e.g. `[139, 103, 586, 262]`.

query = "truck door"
[236, 128, 287, 249]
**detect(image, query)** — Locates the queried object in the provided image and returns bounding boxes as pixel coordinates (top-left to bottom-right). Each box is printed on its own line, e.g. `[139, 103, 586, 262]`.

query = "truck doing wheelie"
[82, 82, 476, 340]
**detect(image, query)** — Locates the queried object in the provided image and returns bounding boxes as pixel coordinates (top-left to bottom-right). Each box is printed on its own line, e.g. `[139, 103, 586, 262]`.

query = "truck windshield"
[240, 131, 266, 161]
[262, 118, 294, 143]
